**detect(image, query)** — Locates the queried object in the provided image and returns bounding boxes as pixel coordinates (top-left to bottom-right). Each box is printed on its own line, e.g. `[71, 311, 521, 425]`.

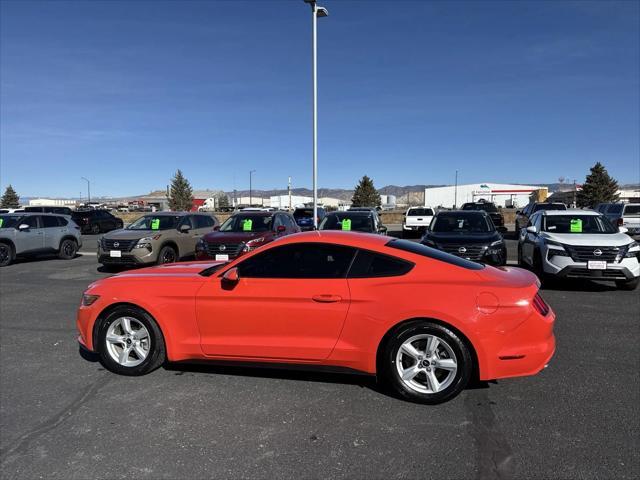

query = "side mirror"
[18, 224, 30, 231]
[179, 224, 191, 233]
[526, 226, 537, 234]
[213, 225, 220, 231]
[276, 225, 286, 233]
[221, 267, 239, 289]
[619, 226, 629, 234]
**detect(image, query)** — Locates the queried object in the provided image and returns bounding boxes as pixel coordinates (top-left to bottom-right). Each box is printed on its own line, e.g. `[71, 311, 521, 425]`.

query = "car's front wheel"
[157, 245, 177, 265]
[615, 277, 639, 291]
[382, 321, 472, 404]
[96, 306, 166, 376]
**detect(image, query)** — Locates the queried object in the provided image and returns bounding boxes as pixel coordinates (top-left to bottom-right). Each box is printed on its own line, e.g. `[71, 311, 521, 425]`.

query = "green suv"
[98, 212, 219, 267]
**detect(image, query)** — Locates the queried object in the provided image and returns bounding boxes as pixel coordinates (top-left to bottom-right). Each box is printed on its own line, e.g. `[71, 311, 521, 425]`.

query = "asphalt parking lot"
[0, 232, 638, 479]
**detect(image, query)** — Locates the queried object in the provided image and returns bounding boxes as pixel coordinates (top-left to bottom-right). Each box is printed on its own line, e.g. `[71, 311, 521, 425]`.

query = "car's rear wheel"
[382, 321, 472, 404]
[157, 245, 177, 265]
[615, 277, 639, 291]
[58, 239, 78, 260]
[0, 242, 14, 267]
[96, 306, 166, 376]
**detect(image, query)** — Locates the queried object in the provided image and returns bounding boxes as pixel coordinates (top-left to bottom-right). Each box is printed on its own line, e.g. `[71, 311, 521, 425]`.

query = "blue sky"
[1, 0, 638, 198]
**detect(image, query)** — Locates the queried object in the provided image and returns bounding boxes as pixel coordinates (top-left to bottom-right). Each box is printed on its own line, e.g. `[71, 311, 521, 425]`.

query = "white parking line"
[78, 251, 97, 256]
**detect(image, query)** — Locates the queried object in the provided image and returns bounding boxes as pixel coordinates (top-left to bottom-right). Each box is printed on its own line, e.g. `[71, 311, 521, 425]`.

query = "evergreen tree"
[0, 185, 20, 208]
[168, 170, 194, 211]
[216, 193, 230, 209]
[577, 162, 619, 208]
[351, 175, 382, 207]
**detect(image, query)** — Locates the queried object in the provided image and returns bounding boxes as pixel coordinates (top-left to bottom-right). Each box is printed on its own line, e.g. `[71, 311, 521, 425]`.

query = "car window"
[319, 214, 374, 232]
[57, 216, 69, 226]
[385, 239, 485, 270]
[42, 216, 59, 228]
[542, 215, 616, 234]
[431, 212, 493, 233]
[348, 250, 414, 278]
[23, 216, 40, 228]
[273, 215, 284, 229]
[534, 203, 566, 212]
[407, 208, 434, 216]
[238, 243, 357, 279]
[127, 215, 181, 231]
[0, 215, 24, 229]
[534, 214, 543, 230]
[220, 214, 272, 232]
[623, 205, 640, 215]
[181, 216, 196, 229]
[284, 215, 296, 229]
[194, 215, 214, 229]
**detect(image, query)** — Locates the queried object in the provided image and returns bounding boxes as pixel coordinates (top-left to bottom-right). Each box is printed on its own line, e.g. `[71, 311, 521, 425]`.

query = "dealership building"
[424, 183, 545, 209]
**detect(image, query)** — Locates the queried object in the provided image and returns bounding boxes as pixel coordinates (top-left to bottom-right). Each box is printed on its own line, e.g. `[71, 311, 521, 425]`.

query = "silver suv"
[0, 213, 83, 267]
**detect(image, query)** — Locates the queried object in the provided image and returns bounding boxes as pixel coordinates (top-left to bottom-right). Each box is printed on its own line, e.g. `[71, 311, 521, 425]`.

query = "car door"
[16, 215, 45, 252]
[521, 213, 541, 264]
[195, 242, 355, 360]
[176, 215, 197, 255]
[42, 215, 65, 250]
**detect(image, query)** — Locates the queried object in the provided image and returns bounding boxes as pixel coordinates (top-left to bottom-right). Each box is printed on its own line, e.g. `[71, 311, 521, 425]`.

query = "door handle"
[312, 294, 342, 303]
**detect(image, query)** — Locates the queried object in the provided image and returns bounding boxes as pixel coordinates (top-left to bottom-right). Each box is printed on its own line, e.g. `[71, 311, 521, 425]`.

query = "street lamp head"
[316, 7, 328, 17]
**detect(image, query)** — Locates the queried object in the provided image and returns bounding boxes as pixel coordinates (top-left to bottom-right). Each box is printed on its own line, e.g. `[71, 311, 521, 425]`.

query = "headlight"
[544, 239, 566, 250]
[489, 239, 504, 247]
[486, 240, 504, 255]
[134, 235, 160, 249]
[242, 237, 266, 252]
[81, 294, 100, 306]
[622, 241, 639, 259]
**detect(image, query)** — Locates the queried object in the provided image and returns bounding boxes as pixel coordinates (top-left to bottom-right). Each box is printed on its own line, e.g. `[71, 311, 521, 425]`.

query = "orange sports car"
[77, 231, 555, 404]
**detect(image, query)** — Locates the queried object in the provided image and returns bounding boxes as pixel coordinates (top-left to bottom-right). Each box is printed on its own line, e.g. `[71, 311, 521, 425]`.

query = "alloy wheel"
[395, 334, 458, 394]
[105, 317, 151, 367]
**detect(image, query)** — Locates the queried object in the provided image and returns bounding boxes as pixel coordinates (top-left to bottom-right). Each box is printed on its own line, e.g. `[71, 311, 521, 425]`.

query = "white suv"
[402, 207, 435, 238]
[518, 209, 639, 290]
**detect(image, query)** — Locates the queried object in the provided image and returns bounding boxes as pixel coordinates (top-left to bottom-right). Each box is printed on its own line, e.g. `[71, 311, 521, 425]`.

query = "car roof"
[435, 210, 488, 216]
[231, 211, 274, 217]
[539, 209, 600, 216]
[8, 212, 67, 216]
[328, 211, 372, 217]
[136, 211, 191, 216]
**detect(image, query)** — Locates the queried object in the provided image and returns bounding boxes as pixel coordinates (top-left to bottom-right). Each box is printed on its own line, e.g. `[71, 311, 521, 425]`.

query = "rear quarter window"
[348, 250, 414, 278]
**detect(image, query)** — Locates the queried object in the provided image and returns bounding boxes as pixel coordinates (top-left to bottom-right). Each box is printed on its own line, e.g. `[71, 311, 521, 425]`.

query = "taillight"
[533, 292, 550, 316]
[617, 218, 623, 226]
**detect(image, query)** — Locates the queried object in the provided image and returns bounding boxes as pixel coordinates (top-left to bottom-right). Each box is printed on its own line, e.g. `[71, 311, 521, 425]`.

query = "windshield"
[533, 203, 566, 212]
[431, 213, 494, 234]
[462, 203, 498, 213]
[127, 215, 181, 231]
[407, 208, 434, 216]
[0, 215, 23, 229]
[320, 214, 373, 232]
[220, 214, 272, 232]
[543, 215, 617, 234]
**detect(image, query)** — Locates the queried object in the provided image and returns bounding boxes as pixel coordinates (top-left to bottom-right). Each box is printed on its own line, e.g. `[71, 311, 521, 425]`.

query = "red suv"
[196, 210, 300, 261]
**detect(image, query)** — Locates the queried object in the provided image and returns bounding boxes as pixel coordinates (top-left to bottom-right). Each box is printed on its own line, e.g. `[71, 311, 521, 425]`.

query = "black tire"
[381, 320, 473, 404]
[91, 223, 100, 234]
[157, 245, 177, 265]
[96, 306, 166, 376]
[0, 242, 14, 267]
[58, 238, 78, 260]
[616, 277, 639, 291]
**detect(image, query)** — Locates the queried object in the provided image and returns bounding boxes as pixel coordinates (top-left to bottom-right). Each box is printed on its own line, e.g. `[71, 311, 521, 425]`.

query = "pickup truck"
[402, 207, 435, 238]
[597, 203, 640, 237]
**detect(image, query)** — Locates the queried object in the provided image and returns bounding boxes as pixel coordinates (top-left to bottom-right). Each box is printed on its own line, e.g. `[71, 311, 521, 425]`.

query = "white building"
[424, 183, 545, 209]
[29, 198, 77, 207]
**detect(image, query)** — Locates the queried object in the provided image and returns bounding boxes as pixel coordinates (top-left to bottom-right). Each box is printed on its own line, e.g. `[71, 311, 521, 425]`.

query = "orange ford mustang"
[77, 231, 555, 404]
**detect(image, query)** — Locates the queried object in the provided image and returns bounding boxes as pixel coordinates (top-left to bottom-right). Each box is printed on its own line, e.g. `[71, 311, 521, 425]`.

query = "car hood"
[202, 231, 271, 243]
[541, 232, 633, 247]
[101, 229, 168, 240]
[425, 232, 502, 245]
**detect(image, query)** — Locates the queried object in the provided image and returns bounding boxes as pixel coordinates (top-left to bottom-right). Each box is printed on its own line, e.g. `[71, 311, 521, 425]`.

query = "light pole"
[453, 170, 458, 209]
[81, 177, 91, 203]
[249, 170, 256, 207]
[304, 0, 328, 229]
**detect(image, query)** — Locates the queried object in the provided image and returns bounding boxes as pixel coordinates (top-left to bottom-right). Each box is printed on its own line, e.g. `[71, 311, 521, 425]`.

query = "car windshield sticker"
[151, 218, 160, 230]
[341, 219, 352, 231]
[242, 219, 253, 231]
[0, 219, 3, 228]
[570, 218, 582, 233]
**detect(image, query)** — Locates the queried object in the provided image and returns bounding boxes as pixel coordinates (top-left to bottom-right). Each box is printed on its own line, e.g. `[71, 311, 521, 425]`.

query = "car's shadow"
[9, 253, 84, 266]
[541, 279, 618, 293]
[79, 346, 492, 401]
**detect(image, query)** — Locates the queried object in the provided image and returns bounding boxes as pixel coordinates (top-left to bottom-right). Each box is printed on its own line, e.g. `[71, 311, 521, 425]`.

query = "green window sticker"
[341, 218, 352, 231]
[150, 218, 160, 230]
[242, 219, 253, 231]
[0, 218, 3, 228]
[570, 218, 582, 233]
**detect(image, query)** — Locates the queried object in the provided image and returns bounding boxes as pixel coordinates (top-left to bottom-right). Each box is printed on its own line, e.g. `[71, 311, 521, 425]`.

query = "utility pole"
[81, 177, 91, 203]
[454, 170, 458, 209]
[249, 170, 256, 207]
[288, 176, 292, 211]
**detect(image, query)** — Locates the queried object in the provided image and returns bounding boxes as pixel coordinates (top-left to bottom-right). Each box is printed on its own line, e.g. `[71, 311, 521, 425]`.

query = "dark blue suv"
[293, 207, 326, 231]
